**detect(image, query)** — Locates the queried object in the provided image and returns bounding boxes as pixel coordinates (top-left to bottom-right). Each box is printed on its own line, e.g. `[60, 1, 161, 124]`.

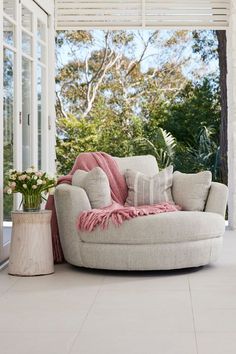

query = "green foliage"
[141, 77, 220, 176]
[191, 126, 220, 180]
[173, 126, 220, 179]
[56, 110, 144, 174]
[56, 115, 99, 175]
[55, 30, 221, 182]
[157, 78, 220, 146]
[192, 30, 218, 63]
[133, 128, 176, 169]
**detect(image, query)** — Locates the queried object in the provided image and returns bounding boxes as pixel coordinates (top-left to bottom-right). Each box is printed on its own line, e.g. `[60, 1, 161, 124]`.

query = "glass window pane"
[37, 20, 46, 42]
[37, 66, 46, 170]
[22, 5, 32, 32]
[3, 48, 14, 221]
[37, 42, 46, 63]
[22, 58, 32, 170]
[37, 66, 42, 169]
[22, 32, 32, 56]
[3, 0, 15, 19]
[3, 17, 15, 47]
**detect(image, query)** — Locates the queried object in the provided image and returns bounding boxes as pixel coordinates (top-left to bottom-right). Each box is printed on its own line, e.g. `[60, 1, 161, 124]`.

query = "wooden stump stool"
[8, 211, 54, 276]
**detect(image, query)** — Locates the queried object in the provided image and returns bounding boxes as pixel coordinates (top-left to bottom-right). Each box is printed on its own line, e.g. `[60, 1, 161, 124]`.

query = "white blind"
[56, 0, 230, 30]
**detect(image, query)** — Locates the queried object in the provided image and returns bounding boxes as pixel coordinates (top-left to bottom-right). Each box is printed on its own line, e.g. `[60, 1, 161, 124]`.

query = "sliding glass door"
[1, 0, 17, 262]
[21, 0, 48, 171]
[0, 0, 49, 263]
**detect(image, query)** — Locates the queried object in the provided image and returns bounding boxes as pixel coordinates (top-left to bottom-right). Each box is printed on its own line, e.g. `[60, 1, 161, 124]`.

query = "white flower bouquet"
[5, 167, 56, 212]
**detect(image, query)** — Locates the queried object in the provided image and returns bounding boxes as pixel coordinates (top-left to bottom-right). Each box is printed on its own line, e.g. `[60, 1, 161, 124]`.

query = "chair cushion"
[124, 165, 173, 206]
[79, 211, 225, 245]
[113, 155, 159, 176]
[72, 167, 112, 208]
[172, 171, 212, 211]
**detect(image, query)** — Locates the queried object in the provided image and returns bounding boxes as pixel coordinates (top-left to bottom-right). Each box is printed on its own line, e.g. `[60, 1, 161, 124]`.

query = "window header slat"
[56, 0, 230, 30]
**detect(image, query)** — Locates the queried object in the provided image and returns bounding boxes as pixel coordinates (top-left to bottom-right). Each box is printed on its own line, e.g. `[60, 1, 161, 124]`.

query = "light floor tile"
[0, 288, 98, 332]
[197, 332, 236, 354]
[0, 332, 76, 354]
[94, 288, 192, 308]
[188, 235, 236, 290]
[189, 273, 236, 291]
[10, 267, 105, 293]
[103, 271, 189, 291]
[0, 268, 19, 295]
[0, 229, 236, 354]
[194, 308, 236, 332]
[70, 331, 197, 354]
[81, 289, 194, 332]
[191, 289, 236, 309]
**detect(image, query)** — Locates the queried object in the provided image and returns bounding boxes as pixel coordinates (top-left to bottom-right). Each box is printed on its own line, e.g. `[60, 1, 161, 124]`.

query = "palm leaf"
[134, 128, 176, 168]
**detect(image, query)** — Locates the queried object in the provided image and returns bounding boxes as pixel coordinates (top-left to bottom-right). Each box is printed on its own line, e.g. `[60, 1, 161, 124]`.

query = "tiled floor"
[1, 229, 236, 354]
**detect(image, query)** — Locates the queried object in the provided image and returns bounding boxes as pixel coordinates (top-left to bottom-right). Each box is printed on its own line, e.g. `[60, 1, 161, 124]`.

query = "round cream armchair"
[55, 155, 228, 270]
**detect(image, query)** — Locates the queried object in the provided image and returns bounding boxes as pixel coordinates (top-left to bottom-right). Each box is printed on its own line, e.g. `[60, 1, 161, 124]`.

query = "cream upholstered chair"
[54, 155, 228, 270]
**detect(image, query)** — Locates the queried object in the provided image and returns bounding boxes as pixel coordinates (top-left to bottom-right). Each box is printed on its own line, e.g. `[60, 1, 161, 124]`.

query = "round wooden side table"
[8, 210, 54, 276]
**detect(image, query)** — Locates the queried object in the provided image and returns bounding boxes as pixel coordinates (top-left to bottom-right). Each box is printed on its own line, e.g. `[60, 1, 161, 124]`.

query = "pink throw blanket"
[78, 202, 180, 232]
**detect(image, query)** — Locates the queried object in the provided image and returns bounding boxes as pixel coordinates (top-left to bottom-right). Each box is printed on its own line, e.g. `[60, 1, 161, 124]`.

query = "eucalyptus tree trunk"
[216, 30, 228, 185]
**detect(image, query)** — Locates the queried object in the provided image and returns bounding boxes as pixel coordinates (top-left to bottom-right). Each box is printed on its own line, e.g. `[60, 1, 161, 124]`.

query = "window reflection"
[22, 5, 32, 32]
[3, 0, 15, 19]
[37, 66, 42, 169]
[3, 49, 14, 221]
[3, 17, 15, 47]
[37, 19, 46, 42]
[22, 58, 32, 170]
[22, 32, 32, 56]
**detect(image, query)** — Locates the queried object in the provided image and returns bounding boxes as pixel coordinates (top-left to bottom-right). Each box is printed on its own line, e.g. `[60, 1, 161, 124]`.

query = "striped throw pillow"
[124, 166, 173, 206]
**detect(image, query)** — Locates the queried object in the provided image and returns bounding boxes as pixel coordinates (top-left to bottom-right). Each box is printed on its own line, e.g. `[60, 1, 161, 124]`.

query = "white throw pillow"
[124, 165, 173, 206]
[172, 171, 212, 211]
[72, 167, 112, 209]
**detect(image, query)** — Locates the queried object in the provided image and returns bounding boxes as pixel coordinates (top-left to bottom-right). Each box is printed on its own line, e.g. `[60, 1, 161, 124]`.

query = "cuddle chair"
[54, 155, 228, 270]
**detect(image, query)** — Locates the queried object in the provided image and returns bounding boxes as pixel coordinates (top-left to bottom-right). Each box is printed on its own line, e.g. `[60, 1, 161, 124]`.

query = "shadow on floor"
[65, 262, 208, 278]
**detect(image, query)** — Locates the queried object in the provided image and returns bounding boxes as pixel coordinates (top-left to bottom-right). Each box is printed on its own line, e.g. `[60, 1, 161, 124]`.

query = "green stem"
[22, 193, 42, 211]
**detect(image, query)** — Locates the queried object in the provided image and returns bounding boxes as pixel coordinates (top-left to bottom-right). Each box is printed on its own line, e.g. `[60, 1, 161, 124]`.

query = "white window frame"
[21, 0, 49, 170]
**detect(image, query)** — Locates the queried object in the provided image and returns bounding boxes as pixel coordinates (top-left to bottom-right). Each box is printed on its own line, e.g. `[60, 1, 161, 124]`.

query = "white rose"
[23, 184, 27, 189]
[37, 179, 43, 185]
[46, 174, 54, 180]
[7, 188, 12, 194]
[26, 168, 33, 173]
[32, 185, 37, 189]
[36, 171, 43, 177]
[33, 176, 38, 180]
